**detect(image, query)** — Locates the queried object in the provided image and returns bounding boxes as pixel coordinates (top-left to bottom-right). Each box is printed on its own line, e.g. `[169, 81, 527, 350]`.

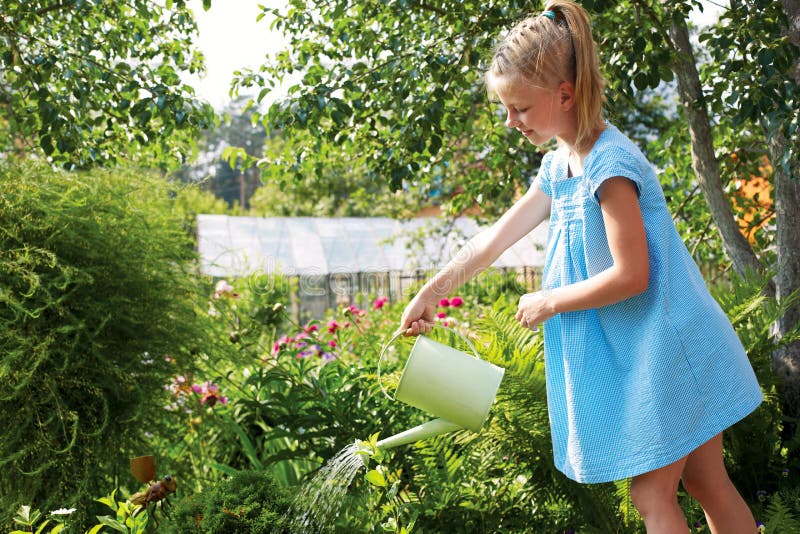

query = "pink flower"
[450, 296, 464, 307]
[191, 384, 202, 394]
[438, 298, 450, 308]
[303, 323, 319, 334]
[328, 340, 337, 348]
[213, 280, 239, 299]
[373, 296, 389, 310]
[198, 381, 227, 407]
[327, 320, 340, 334]
[346, 305, 365, 317]
[436, 312, 447, 319]
[344, 321, 351, 328]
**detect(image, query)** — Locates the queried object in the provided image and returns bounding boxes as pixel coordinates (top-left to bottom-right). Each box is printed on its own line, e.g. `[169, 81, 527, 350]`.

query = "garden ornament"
[376, 325, 505, 449]
[129, 455, 177, 523]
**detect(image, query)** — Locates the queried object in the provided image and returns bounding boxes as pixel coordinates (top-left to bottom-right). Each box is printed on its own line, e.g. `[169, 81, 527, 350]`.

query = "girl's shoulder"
[589, 124, 649, 167]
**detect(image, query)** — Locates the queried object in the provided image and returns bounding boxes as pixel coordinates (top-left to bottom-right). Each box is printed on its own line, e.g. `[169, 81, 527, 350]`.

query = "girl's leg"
[630, 456, 690, 534]
[680, 432, 757, 534]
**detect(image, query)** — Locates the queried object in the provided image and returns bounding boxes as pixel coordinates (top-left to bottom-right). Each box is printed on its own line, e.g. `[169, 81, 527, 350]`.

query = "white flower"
[50, 508, 76, 516]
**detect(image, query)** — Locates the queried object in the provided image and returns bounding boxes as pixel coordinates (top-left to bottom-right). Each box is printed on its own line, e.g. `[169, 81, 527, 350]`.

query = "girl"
[398, 1, 763, 533]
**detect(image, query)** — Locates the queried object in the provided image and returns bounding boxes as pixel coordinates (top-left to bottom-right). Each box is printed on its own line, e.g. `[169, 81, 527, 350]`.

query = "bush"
[0, 161, 209, 528]
[162, 470, 292, 533]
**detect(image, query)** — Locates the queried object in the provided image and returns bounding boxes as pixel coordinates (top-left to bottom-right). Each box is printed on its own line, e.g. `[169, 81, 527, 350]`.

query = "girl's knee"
[630, 477, 679, 518]
[682, 469, 734, 506]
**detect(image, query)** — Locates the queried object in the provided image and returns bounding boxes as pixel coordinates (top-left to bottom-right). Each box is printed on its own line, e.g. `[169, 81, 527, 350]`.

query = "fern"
[764, 493, 800, 532]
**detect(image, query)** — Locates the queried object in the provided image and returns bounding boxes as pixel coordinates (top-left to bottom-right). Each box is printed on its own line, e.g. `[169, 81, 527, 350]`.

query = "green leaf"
[96, 515, 128, 533]
[211, 462, 241, 477]
[365, 469, 387, 487]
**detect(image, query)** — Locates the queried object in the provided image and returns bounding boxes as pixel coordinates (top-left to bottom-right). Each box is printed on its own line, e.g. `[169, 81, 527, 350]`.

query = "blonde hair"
[486, 0, 606, 151]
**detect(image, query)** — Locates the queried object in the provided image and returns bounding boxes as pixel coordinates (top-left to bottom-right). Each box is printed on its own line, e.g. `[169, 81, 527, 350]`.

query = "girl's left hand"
[516, 290, 554, 330]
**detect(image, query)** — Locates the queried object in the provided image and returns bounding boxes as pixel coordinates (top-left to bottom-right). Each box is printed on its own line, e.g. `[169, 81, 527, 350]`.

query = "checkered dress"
[533, 124, 763, 483]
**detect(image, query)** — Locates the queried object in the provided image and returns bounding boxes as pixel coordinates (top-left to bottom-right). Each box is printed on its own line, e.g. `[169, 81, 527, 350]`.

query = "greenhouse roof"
[196, 215, 548, 278]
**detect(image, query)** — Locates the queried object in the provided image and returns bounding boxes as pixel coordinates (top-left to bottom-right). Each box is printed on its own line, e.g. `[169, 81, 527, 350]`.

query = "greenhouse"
[197, 214, 548, 317]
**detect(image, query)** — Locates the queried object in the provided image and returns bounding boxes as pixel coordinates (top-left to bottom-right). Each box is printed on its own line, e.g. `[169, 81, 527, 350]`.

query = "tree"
[173, 97, 267, 208]
[242, 0, 800, 421]
[0, 0, 216, 168]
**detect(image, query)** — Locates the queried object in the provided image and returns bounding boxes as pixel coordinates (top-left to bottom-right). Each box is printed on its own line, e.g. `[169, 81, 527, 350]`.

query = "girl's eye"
[514, 107, 529, 113]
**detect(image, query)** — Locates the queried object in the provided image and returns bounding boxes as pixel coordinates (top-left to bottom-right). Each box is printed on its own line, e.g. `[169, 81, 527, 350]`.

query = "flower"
[327, 320, 340, 334]
[328, 340, 337, 348]
[322, 351, 337, 361]
[756, 490, 767, 502]
[450, 296, 464, 307]
[213, 280, 239, 299]
[438, 298, 450, 308]
[50, 508, 76, 516]
[346, 305, 365, 317]
[436, 312, 447, 319]
[303, 323, 319, 334]
[196, 381, 228, 407]
[373, 296, 389, 310]
[757, 521, 765, 533]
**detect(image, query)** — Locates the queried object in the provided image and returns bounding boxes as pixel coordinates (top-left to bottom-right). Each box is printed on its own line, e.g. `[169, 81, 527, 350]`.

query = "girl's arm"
[516, 176, 649, 327]
[401, 184, 552, 335]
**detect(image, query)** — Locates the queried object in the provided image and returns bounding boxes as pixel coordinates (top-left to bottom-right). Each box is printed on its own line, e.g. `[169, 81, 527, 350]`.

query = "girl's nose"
[505, 111, 519, 129]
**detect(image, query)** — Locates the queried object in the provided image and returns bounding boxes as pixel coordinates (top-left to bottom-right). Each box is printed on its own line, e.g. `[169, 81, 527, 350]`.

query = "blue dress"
[533, 124, 763, 483]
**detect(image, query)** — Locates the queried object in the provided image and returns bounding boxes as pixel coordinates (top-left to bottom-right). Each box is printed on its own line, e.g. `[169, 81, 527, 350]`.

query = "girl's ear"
[558, 82, 576, 111]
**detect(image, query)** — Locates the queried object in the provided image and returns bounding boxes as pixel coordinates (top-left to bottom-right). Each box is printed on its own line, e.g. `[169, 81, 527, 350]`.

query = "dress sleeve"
[532, 150, 556, 198]
[585, 146, 645, 204]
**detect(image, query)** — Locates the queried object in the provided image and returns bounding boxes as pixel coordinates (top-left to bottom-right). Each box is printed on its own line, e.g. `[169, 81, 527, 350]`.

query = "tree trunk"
[668, 17, 765, 281]
[774, 0, 800, 419]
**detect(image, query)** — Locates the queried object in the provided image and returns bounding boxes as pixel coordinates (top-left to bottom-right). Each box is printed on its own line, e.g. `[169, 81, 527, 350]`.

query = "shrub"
[0, 161, 209, 528]
[162, 470, 292, 533]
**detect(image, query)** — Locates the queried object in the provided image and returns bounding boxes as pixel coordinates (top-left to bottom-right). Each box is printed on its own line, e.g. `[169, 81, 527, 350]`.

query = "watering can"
[375, 325, 505, 450]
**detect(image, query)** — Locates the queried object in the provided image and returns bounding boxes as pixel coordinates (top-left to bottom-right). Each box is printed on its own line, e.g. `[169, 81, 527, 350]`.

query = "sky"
[185, 0, 725, 110]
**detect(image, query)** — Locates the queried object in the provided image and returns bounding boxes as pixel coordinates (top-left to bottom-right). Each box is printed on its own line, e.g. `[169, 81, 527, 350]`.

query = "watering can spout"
[376, 418, 462, 450]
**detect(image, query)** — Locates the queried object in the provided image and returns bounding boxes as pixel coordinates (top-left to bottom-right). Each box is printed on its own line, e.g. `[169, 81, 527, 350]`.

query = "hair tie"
[541, 10, 556, 20]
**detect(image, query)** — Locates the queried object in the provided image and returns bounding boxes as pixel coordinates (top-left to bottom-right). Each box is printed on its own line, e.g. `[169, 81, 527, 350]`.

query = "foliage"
[712, 273, 800, 498]
[238, 0, 545, 222]
[161, 470, 292, 534]
[172, 97, 266, 209]
[0, 161, 209, 528]
[0, 0, 216, 168]
[248, 129, 419, 218]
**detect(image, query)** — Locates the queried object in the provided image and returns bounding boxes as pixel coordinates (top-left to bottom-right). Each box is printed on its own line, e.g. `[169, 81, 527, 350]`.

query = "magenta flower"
[373, 296, 389, 310]
[303, 323, 319, 334]
[436, 312, 447, 319]
[450, 296, 464, 307]
[346, 305, 365, 317]
[438, 298, 450, 308]
[196, 381, 228, 407]
[329, 340, 337, 348]
[327, 320, 340, 334]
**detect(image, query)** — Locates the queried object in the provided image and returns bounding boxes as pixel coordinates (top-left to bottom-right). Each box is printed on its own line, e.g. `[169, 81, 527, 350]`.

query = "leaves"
[0, 0, 217, 168]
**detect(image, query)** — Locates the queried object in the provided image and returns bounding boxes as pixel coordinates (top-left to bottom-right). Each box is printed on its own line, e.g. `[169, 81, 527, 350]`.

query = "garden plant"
[2, 0, 800, 532]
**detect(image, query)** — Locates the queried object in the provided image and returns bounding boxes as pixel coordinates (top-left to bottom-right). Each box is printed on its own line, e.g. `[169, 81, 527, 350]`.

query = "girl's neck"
[562, 122, 606, 177]
[561, 122, 606, 160]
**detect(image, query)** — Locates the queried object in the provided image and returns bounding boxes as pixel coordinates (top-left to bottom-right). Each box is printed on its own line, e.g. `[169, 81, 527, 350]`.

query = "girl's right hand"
[398, 295, 437, 336]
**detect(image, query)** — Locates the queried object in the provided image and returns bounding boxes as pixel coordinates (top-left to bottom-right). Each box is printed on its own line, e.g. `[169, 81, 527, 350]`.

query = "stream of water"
[286, 442, 365, 533]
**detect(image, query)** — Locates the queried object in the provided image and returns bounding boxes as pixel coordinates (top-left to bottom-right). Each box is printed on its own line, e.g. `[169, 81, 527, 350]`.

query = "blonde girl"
[399, 1, 763, 532]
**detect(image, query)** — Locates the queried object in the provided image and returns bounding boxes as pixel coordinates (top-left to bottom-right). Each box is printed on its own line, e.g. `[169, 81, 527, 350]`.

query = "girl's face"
[489, 74, 572, 147]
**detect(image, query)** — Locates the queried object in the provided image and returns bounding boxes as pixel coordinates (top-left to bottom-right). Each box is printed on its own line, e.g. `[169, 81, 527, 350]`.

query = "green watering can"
[376, 325, 505, 450]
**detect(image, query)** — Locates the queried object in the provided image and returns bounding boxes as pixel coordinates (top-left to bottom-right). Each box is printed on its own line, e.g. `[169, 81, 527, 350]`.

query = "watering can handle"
[377, 324, 481, 401]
